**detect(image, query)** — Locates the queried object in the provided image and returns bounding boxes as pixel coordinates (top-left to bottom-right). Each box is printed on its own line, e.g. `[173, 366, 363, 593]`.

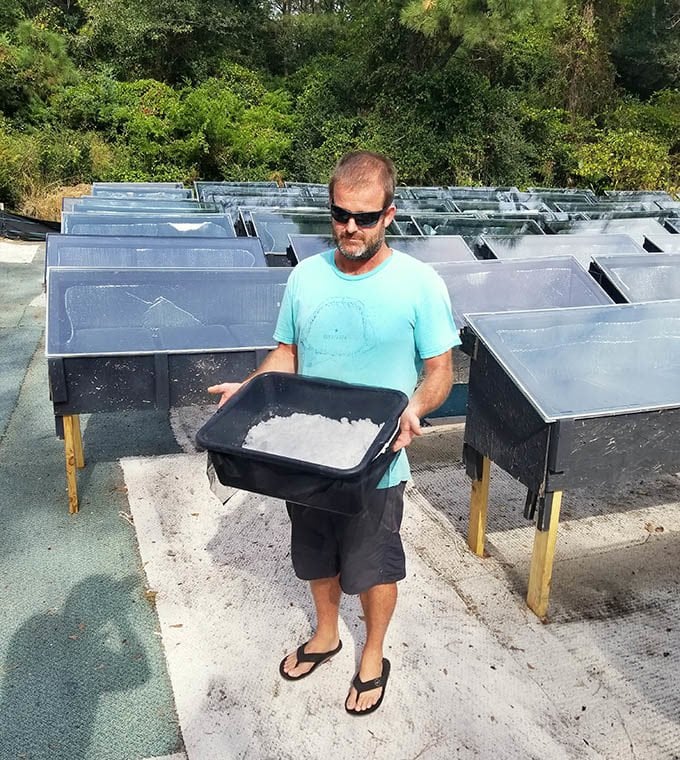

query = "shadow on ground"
[0, 575, 150, 759]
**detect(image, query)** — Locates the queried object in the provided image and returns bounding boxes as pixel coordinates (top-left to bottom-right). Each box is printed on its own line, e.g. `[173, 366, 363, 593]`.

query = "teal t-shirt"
[273, 249, 460, 487]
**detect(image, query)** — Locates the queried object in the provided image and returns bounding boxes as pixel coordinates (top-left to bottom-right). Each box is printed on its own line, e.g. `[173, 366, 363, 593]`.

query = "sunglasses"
[330, 203, 390, 228]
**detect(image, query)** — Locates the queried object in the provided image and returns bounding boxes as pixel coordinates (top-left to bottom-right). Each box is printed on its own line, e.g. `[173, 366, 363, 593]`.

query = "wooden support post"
[72, 414, 85, 469]
[467, 455, 491, 556]
[526, 491, 562, 619]
[63, 414, 80, 514]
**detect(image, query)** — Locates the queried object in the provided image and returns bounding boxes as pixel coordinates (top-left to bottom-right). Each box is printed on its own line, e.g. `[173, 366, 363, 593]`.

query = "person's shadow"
[0, 574, 151, 759]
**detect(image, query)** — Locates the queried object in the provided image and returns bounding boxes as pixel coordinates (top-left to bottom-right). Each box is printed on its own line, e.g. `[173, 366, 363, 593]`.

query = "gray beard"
[335, 234, 384, 262]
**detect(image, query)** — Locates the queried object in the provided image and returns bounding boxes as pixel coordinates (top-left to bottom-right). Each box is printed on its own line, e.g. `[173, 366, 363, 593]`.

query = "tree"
[0, 21, 78, 121]
[399, 0, 567, 50]
[613, 0, 680, 97]
[73, 0, 269, 82]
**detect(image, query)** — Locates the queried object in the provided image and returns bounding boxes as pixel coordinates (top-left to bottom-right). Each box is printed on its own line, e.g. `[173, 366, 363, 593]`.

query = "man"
[209, 151, 459, 715]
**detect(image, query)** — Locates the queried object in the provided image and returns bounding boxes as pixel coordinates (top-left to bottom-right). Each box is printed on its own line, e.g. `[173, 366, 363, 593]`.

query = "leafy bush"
[0, 121, 39, 206]
[606, 91, 680, 149]
[574, 129, 672, 191]
[0, 22, 78, 122]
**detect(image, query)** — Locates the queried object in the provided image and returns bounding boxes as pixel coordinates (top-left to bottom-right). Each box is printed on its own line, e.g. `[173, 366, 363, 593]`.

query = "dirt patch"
[19, 183, 92, 222]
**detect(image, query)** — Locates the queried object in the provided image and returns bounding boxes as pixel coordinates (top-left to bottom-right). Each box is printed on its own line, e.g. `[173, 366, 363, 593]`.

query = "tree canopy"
[0, 0, 678, 208]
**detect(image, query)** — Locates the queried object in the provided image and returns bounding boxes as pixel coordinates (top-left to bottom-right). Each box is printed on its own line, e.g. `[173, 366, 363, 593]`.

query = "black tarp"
[0, 210, 60, 241]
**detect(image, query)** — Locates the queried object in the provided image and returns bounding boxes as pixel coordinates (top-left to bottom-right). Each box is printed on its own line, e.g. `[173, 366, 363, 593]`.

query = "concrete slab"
[0, 240, 42, 263]
[124, 410, 680, 759]
[123, 452, 602, 759]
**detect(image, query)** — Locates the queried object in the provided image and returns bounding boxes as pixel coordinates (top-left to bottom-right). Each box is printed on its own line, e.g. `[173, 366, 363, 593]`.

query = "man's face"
[331, 181, 394, 263]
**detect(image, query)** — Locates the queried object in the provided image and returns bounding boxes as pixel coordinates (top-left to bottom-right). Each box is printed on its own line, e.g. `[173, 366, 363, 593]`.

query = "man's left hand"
[392, 406, 422, 452]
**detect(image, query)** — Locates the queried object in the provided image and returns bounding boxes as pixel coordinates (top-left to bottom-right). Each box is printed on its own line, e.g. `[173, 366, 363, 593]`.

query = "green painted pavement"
[0, 252, 184, 759]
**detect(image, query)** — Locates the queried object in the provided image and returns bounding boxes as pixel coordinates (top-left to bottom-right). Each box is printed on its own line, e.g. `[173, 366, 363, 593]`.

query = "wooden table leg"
[63, 414, 80, 514]
[468, 455, 491, 556]
[72, 414, 85, 469]
[527, 490, 562, 619]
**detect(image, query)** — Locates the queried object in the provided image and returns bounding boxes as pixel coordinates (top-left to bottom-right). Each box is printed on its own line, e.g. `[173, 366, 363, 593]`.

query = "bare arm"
[208, 342, 298, 408]
[392, 349, 453, 452]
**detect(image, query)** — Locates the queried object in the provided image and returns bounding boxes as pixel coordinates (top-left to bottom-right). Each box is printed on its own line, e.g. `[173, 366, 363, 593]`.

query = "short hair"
[329, 151, 396, 207]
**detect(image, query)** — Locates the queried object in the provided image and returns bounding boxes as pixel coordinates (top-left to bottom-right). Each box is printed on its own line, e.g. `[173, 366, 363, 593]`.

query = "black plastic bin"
[196, 372, 408, 514]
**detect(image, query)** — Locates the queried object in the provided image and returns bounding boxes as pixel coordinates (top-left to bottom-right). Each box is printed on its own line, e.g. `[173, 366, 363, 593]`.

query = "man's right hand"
[207, 382, 243, 408]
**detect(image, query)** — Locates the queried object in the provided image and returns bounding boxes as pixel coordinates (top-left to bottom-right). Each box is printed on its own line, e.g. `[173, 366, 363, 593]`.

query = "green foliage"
[516, 104, 589, 186]
[49, 69, 121, 132]
[606, 91, 680, 148]
[286, 56, 367, 181]
[0, 1, 24, 34]
[73, 0, 268, 82]
[0, 120, 38, 205]
[264, 12, 349, 76]
[498, 28, 563, 94]
[0, 21, 78, 120]
[0, 0, 677, 201]
[0, 118, 109, 205]
[574, 129, 672, 191]
[400, 0, 567, 49]
[51, 68, 297, 182]
[181, 76, 296, 180]
[613, 0, 680, 97]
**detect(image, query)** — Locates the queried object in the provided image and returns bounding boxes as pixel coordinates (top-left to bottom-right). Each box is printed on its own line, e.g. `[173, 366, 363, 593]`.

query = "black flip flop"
[345, 658, 391, 716]
[279, 639, 343, 681]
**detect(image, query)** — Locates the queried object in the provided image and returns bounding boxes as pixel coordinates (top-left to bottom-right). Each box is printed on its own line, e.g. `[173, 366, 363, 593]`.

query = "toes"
[283, 654, 299, 676]
[347, 687, 380, 712]
[358, 691, 378, 711]
[283, 653, 313, 678]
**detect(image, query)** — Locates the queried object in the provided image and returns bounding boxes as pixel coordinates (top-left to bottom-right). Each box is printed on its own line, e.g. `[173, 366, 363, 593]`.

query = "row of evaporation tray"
[59, 180, 680, 254]
[48, 182, 680, 360]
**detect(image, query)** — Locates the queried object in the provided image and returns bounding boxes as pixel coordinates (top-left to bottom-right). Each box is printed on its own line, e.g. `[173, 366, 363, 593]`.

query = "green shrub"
[180, 76, 295, 180]
[574, 128, 672, 191]
[0, 121, 39, 206]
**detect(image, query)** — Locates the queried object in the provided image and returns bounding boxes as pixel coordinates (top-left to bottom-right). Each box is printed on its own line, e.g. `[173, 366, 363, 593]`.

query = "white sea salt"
[242, 413, 384, 469]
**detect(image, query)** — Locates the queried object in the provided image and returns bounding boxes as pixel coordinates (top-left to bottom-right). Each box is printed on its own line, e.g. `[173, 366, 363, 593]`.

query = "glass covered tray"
[60, 212, 236, 237]
[604, 190, 674, 202]
[47, 267, 289, 358]
[430, 257, 612, 329]
[478, 233, 645, 268]
[395, 199, 458, 213]
[237, 206, 328, 235]
[194, 181, 278, 200]
[449, 199, 524, 213]
[465, 300, 680, 422]
[461, 294, 680, 620]
[63, 197, 218, 213]
[249, 211, 407, 253]
[45, 234, 266, 271]
[644, 233, 680, 253]
[92, 182, 184, 190]
[447, 187, 504, 200]
[286, 234, 475, 265]
[554, 200, 659, 213]
[92, 187, 193, 200]
[46, 267, 291, 415]
[546, 218, 671, 245]
[590, 253, 680, 303]
[212, 195, 328, 218]
[411, 215, 544, 239]
[402, 187, 451, 200]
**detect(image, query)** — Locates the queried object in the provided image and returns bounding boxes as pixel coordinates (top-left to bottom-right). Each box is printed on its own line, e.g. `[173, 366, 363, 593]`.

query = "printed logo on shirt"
[299, 298, 377, 361]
